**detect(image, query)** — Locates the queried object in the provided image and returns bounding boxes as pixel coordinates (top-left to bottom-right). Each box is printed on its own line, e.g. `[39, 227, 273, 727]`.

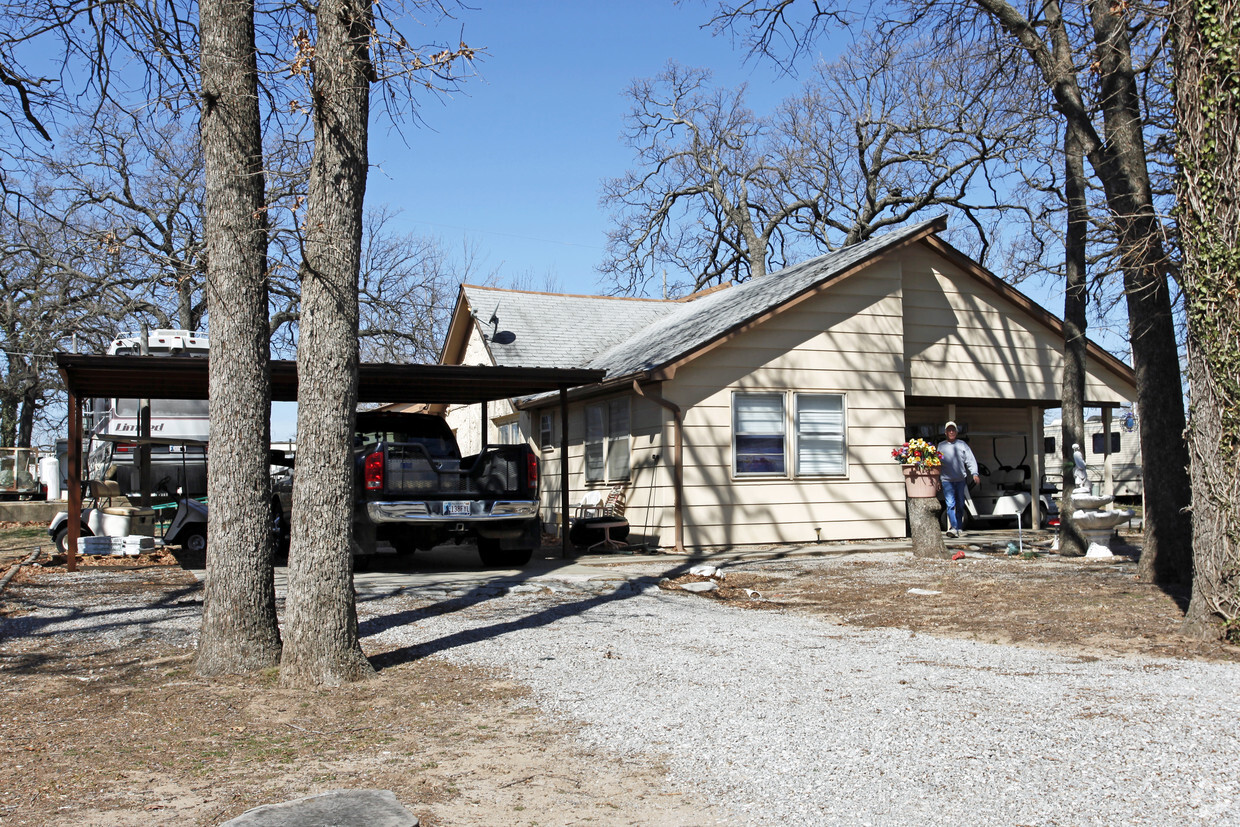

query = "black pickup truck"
[352, 411, 541, 567]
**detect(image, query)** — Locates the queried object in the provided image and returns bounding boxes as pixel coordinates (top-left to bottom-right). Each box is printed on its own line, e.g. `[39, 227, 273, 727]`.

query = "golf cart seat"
[89, 479, 157, 519]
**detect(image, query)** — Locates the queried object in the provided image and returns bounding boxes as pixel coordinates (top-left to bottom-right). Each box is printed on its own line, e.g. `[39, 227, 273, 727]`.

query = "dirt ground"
[659, 530, 1235, 663]
[0, 523, 1235, 826]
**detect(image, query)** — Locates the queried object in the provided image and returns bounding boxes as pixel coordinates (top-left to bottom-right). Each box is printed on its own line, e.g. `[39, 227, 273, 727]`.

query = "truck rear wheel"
[477, 538, 533, 568]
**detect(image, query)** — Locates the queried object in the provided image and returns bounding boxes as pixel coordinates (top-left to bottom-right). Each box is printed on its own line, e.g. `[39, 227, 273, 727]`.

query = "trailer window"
[1091, 433, 1121, 455]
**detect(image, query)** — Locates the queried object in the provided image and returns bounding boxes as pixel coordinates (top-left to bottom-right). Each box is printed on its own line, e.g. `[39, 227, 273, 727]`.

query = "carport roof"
[55, 354, 605, 404]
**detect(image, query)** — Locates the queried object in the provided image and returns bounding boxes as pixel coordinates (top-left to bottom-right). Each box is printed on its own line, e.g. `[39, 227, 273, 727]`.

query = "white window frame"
[732, 392, 787, 476]
[496, 417, 520, 445]
[584, 398, 631, 484]
[794, 393, 847, 477]
[539, 412, 554, 451]
[732, 391, 848, 479]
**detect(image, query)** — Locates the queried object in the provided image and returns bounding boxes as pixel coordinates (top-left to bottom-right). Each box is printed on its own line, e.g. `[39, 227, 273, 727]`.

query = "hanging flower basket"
[893, 438, 943, 498]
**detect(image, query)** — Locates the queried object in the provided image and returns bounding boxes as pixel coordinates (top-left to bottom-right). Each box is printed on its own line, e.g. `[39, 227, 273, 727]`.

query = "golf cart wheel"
[477, 538, 533, 568]
[183, 529, 207, 554]
[53, 525, 92, 556]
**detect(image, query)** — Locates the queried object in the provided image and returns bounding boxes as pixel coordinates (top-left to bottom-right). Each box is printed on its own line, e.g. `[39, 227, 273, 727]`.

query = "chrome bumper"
[365, 500, 539, 524]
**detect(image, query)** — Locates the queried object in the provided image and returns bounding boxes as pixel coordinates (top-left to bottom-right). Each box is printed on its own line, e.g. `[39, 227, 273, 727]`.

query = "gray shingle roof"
[461, 286, 676, 369]
[460, 217, 945, 396]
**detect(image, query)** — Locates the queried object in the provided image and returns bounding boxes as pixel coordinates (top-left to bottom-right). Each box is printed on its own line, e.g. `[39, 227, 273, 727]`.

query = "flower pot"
[903, 465, 940, 498]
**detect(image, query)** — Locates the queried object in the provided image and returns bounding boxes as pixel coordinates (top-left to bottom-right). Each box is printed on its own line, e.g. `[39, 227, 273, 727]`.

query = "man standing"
[938, 421, 980, 538]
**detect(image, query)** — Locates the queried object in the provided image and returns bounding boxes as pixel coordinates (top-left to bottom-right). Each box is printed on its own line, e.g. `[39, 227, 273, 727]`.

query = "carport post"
[66, 390, 81, 572]
[1030, 406, 1043, 528]
[560, 387, 569, 559]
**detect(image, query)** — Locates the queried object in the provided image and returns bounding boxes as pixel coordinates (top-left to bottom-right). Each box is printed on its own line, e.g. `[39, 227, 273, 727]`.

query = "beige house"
[439, 217, 1137, 551]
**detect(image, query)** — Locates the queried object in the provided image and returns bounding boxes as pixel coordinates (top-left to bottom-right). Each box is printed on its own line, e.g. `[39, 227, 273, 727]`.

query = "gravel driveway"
[7, 553, 1237, 826]
[362, 575, 1239, 827]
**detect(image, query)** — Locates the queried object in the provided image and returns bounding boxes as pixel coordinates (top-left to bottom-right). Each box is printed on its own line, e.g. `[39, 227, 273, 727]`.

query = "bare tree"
[280, 0, 475, 685]
[706, 0, 1193, 586]
[603, 33, 1039, 295]
[42, 109, 208, 331]
[1173, 0, 1240, 637]
[0, 202, 145, 446]
[603, 62, 784, 294]
[279, 0, 378, 686]
[194, 0, 282, 677]
[268, 204, 461, 363]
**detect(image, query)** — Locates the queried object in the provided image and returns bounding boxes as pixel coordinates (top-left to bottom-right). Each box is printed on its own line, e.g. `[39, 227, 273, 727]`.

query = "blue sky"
[364, 0, 805, 296]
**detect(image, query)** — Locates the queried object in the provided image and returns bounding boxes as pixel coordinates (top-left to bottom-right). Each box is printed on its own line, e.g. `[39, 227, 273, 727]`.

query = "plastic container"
[39, 456, 61, 500]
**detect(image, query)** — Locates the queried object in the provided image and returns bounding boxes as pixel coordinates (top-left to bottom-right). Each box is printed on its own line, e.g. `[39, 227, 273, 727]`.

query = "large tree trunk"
[1173, 0, 1240, 636]
[194, 0, 282, 676]
[971, 0, 1192, 584]
[1087, 0, 1193, 585]
[17, 386, 35, 448]
[1058, 119, 1089, 558]
[279, 0, 376, 687]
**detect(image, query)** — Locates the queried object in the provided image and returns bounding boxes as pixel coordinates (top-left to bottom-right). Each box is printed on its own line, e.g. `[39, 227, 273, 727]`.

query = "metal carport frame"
[56, 354, 605, 570]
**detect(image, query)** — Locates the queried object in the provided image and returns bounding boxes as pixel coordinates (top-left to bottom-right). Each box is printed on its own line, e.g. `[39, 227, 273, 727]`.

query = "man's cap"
[944, 421, 958, 432]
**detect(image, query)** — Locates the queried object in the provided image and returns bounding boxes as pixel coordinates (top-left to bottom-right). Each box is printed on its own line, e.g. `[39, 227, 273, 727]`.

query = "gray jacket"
[937, 439, 978, 482]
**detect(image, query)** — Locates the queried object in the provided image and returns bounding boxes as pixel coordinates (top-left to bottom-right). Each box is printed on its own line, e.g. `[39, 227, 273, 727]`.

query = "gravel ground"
[7, 566, 1238, 826]
[363, 580, 1240, 827]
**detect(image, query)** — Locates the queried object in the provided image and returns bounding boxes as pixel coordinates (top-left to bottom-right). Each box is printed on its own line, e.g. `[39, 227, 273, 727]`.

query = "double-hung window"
[795, 394, 845, 476]
[539, 412, 554, 450]
[733, 391, 847, 478]
[733, 393, 786, 475]
[496, 419, 520, 445]
[585, 399, 630, 483]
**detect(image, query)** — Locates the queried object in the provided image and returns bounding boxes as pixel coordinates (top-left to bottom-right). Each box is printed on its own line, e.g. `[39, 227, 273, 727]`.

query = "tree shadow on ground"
[360, 560, 698, 671]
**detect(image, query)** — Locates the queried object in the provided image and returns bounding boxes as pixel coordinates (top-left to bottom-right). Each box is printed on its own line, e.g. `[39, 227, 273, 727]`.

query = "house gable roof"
[586, 217, 945, 380]
[442, 215, 1137, 404]
[448, 216, 944, 379]
[453, 285, 676, 369]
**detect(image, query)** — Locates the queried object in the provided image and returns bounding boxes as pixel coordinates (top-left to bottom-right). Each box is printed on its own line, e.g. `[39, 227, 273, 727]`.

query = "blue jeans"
[942, 479, 969, 531]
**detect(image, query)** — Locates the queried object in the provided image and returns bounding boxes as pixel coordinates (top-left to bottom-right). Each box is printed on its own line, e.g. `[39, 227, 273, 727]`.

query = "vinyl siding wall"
[899, 248, 1136, 404]
[654, 258, 909, 547]
[532, 392, 669, 546]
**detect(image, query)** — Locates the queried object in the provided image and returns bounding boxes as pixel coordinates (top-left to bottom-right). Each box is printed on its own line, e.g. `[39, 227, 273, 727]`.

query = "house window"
[539, 412, 554, 450]
[496, 419, 520, 445]
[733, 393, 786, 475]
[795, 394, 846, 476]
[1091, 432, 1121, 455]
[585, 398, 630, 483]
[1044, 436, 1057, 455]
[734, 392, 847, 477]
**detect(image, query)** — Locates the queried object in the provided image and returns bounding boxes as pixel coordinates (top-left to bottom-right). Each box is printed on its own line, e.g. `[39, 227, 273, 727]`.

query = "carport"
[55, 354, 605, 570]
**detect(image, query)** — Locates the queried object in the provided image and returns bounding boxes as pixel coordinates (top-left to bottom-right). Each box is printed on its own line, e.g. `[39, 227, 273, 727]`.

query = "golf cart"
[47, 434, 209, 556]
[942, 432, 1060, 530]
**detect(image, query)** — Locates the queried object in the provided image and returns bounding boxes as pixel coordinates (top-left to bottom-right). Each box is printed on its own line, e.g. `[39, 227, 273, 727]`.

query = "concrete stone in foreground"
[221, 789, 417, 827]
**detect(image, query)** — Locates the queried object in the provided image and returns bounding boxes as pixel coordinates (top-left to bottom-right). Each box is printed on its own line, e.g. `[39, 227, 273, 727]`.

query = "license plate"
[444, 501, 470, 516]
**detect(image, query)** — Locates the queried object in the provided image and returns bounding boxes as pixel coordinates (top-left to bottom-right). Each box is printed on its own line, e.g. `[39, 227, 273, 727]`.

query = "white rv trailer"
[85, 329, 210, 497]
[1043, 411, 1143, 501]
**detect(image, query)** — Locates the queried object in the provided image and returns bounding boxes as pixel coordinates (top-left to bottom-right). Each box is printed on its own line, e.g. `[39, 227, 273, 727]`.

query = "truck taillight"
[364, 451, 384, 491]
[526, 452, 539, 491]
